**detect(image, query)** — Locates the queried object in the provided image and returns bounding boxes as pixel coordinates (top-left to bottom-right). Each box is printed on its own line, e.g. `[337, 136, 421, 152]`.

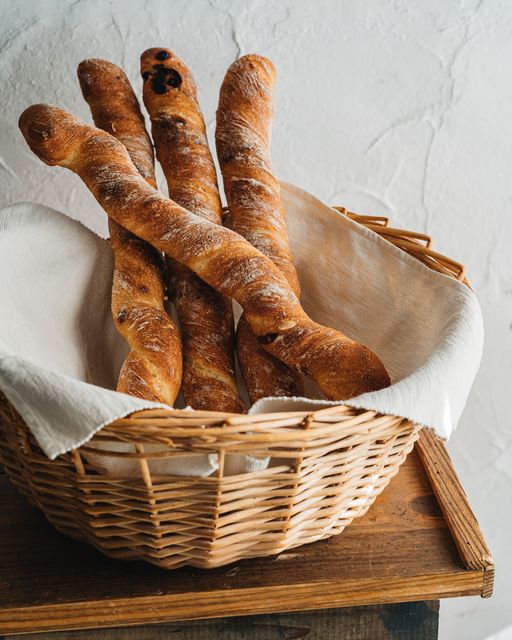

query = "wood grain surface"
[416, 429, 494, 597]
[0, 438, 492, 636]
[10, 602, 440, 639]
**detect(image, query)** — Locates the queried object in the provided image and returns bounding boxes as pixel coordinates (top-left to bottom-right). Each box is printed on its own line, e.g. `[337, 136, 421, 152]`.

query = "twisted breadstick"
[235, 316, 304, 401]
[19, 104, 391, 400]
[216, 54, 304, 403]
[77, 59, 182, 404]
[140, 47, 244, 413]
[78, 59, 156, 187]
[108, 223, 182, 403]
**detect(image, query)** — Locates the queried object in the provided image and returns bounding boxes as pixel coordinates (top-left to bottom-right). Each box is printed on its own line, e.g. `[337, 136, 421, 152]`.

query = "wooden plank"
[0, 572, 479, 635]
[11, 602, 440, 639]
[416, 429, 494, 597]
[0, 447, 490, 635]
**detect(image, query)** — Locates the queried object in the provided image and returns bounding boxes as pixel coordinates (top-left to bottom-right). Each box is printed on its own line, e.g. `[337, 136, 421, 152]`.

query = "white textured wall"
[1, 1, 510, 638]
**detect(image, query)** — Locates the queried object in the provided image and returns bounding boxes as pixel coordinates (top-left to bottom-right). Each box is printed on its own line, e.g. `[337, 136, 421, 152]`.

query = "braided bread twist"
[140, 48, 244, 413]
[216, 54, 304, 403]
[19, 104, 391, 401]
[77, 59, 182, 404]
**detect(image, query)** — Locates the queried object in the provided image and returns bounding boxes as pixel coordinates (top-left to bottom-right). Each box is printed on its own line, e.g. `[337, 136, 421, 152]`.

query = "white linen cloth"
[0, 182, 483, 475]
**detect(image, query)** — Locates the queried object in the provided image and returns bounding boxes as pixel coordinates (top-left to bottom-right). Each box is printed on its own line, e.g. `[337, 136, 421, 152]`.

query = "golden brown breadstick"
[235, 316, 304, 400]
[217, 55, 299, 290]
[78, 59, 157, 188]
[19, 104, 391, 401]
[109, 223, 182, 403]
[216, 54, 304, 403]
[140, 47, 244, 413]
[77, 59, 182, 404]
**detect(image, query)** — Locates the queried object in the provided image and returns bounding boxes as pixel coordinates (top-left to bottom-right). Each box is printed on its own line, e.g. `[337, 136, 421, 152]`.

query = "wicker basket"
[0, 209, 467, 570]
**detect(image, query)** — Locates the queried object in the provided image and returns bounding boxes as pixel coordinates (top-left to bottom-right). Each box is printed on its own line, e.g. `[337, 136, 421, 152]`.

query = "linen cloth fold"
[0, 182, 483, 475]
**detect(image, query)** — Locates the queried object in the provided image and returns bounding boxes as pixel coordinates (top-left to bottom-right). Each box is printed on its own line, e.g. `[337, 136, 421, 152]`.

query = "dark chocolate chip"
[142, 71, 150, 81]
[150, 65, 182, 93]
[257, 333, 278, 345]
[151, 76, 167, 94]
[166, 68, 182, 88]
[117, 310, 127, 324]
[139, 285, 149, 294]
[155, 50, 170, 61]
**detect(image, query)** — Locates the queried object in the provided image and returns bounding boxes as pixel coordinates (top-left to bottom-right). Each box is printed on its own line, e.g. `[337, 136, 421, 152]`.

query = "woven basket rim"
[97, 406, 410, 443]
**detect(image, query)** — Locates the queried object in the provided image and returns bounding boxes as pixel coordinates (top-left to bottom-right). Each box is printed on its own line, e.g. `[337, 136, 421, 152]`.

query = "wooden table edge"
[416, 428, 494, 598]
[0, 570, 485, 635]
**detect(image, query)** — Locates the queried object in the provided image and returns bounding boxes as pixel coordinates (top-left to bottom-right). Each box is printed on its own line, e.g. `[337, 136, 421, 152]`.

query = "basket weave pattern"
[0, 211, 466, 569]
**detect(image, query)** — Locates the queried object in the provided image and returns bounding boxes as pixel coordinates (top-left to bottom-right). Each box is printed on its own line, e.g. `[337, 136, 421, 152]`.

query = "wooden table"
[0, 429, 493, 639]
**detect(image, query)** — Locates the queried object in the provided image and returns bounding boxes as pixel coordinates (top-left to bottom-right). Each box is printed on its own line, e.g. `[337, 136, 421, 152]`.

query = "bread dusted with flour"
[140, 48, 219, 221]
[108, 223, 182, 403]
[77, 59, 182, 404]
[235, 317, 304, 401]
[78, 59, 156, 188]
[216, 54, 304, 403]
[217, 55, 299, 291]
[19, 104, 391, 401]
[140, 47, 244, 413]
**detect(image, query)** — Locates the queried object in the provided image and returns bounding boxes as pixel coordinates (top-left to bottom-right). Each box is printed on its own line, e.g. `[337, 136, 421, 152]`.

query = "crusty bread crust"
[140, 48, 244, 413]
[78, 59, 156, 188]
[78, 59, 182, 405]
[216, 54, 304, 403]
[235, 315, 304, 401]
[108, 222, 182, 403]
[19, 103, 391, 401]
[217, 55, 299, 291]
